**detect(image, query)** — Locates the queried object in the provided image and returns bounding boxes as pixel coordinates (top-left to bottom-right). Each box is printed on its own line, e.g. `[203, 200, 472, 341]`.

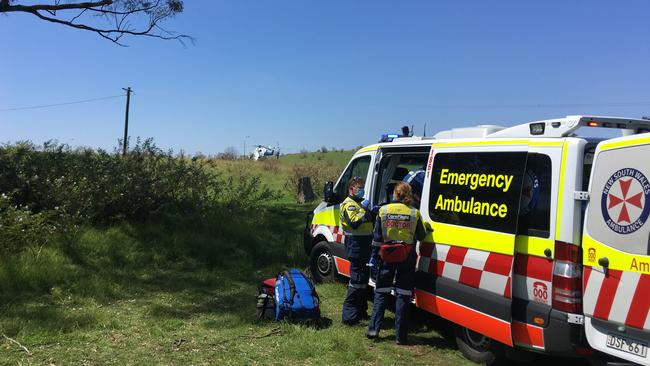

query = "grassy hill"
[204, 150, 354, 202]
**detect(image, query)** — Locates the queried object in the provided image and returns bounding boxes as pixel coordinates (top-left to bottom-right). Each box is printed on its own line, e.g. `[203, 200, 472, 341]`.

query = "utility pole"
[122, 87, 132, 156]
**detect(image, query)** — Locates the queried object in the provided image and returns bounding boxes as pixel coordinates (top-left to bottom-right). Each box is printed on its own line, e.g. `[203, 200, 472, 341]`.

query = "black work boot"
[366, 329, 379, 339]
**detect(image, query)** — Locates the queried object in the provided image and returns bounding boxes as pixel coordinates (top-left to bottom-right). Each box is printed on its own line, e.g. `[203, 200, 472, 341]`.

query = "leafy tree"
[0, 0, 190, 45]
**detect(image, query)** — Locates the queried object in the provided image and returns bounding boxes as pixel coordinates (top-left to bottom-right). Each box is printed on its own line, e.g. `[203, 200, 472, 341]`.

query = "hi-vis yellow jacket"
[340, 196, 373, 236]
[374, 202, 426, 246]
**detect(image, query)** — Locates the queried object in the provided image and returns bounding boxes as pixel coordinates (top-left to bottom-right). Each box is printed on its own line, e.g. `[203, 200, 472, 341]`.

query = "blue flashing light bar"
[380, 133, 400, 142]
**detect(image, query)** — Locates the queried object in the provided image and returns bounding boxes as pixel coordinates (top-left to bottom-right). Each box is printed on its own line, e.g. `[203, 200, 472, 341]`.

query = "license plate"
[606, 334, 648, 358]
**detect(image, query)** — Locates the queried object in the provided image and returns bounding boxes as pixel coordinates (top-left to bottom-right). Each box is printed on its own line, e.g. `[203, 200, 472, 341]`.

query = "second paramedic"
[367, 182, 427, 344]
[340, 176, 374, 325]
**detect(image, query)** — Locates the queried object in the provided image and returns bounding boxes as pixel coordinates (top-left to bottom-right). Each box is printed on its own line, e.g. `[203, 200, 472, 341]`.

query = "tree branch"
[2, 1, 113, 13]
[0, 1, 191, 45]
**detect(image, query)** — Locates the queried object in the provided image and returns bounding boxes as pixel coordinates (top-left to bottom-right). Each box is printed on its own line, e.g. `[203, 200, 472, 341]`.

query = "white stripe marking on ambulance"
[583, 268, 605, 316]
[462, 249, 490, 270]
[434, 244, 450, 262]
[608, 271, 640, 324]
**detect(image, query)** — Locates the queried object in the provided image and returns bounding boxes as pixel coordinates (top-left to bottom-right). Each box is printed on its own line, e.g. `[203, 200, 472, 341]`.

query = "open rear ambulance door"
[582, 133, 650, 365]
[416, 143, 528, 348]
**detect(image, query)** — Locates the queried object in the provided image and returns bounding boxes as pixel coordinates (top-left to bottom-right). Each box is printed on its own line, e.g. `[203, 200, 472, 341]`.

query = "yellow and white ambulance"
[304, 115, 650, 364]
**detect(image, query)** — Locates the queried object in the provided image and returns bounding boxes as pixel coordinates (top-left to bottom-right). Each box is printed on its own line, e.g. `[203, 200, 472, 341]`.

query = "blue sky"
[1, 1, 650, 155]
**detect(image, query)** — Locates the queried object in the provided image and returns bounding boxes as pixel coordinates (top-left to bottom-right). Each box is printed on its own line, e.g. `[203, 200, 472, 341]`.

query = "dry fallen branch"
[2, 334, 32, 356]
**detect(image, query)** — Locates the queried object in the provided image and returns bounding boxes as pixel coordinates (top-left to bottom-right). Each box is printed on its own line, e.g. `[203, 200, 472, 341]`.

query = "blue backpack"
[275, 269, 320, 321]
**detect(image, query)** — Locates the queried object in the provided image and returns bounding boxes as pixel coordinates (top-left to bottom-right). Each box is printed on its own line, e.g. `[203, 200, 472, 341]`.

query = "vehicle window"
[374, 153, 429, 206]
[517, 154, 552, 238]
[335, 155, 371, 201]
[582, 144, 597, 191]
[428, 151, 527, 234]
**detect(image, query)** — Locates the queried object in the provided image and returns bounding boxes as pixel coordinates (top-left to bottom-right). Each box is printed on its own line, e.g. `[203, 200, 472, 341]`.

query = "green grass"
[203, 150, 354, 199]
[0, 187, 472, 365]
[0, 267, 471, 366]
[279, 150, 355, 167]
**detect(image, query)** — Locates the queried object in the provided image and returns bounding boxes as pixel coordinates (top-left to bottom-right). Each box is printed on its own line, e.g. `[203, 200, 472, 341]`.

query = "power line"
[0, 94, 124, 112]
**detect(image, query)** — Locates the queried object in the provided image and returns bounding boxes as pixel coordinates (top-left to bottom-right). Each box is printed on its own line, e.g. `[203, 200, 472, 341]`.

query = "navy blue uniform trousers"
[342, 234, 372, 324]
[368, 248, 417, 343]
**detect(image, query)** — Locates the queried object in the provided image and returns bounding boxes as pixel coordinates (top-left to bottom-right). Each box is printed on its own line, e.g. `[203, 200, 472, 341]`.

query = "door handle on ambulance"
[598, 257, 609, 268]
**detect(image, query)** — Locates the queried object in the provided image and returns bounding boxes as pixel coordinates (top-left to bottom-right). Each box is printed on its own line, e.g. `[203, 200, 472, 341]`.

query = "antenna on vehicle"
[423, 123, 427, 137]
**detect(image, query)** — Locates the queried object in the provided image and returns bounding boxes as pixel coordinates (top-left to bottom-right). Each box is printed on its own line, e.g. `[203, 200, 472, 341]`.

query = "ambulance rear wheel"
[454, 325, 504, 365]
[310, 242, 334, 283]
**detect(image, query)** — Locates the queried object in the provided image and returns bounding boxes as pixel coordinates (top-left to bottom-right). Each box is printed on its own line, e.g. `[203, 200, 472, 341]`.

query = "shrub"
[218, 146, 239, 160]
[0, 139, 220, 225]
[218, 166, 282, 213]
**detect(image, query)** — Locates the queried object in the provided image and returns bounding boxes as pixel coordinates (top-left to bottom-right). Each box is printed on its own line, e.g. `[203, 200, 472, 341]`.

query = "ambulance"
[303, 115, 650, 364]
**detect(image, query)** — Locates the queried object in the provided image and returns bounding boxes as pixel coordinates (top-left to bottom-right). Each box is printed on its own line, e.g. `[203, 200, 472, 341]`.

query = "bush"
[0, 138, 281, 256]
[218, 166, 282, 213]
[0, 195, 60, 256]
[218, 146, 239, 160]
[0, 139, 220, 225]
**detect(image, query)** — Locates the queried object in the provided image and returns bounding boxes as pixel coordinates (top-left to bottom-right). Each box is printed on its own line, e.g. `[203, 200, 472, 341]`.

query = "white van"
[304, 115, 650, 365]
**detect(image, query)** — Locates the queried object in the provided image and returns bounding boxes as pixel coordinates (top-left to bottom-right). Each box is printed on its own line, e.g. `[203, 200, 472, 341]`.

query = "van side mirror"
[324, 181, 338, 204]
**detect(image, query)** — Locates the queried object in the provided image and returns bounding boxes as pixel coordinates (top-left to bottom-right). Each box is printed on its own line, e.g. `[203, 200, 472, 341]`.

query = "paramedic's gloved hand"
[371, 205, 380, 215]
[367, 256, 379, 268]
[361, 199, 370, 210]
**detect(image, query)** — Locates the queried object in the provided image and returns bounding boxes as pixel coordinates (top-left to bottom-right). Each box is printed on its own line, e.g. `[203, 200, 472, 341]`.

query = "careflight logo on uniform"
[601, 168, 650, 234]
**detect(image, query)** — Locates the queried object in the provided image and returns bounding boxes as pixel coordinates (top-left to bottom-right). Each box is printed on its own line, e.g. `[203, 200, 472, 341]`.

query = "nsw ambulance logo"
[601, 168, 650, 234]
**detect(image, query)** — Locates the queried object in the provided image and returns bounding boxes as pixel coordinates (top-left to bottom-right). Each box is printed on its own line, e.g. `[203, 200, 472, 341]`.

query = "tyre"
[310, 241, 335, 283]
[454, 325, 504, 365]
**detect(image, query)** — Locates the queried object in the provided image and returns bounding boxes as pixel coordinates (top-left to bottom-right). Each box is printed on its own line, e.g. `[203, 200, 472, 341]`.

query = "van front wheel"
[310, 241, 334, 283]
[454, 325, 504, 365]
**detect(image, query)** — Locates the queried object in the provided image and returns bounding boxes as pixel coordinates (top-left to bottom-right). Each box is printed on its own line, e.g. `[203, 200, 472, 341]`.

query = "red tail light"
[552, 241, 583, 313]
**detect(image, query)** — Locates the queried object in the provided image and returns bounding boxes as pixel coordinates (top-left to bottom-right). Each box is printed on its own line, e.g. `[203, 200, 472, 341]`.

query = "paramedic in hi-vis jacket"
[367, 182, 427, 344]
[340, 176, 374, 325]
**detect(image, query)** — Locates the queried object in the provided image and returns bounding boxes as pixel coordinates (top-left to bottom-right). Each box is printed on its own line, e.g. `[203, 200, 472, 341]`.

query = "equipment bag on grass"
[257, 278, 276, 320]
[275, 269, 320, 321]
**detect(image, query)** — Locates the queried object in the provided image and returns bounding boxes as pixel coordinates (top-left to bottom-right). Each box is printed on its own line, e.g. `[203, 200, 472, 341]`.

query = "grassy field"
[205, 150, 354, 198]
[0, 265, 472, 365]
[0, 197, 472, 365]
